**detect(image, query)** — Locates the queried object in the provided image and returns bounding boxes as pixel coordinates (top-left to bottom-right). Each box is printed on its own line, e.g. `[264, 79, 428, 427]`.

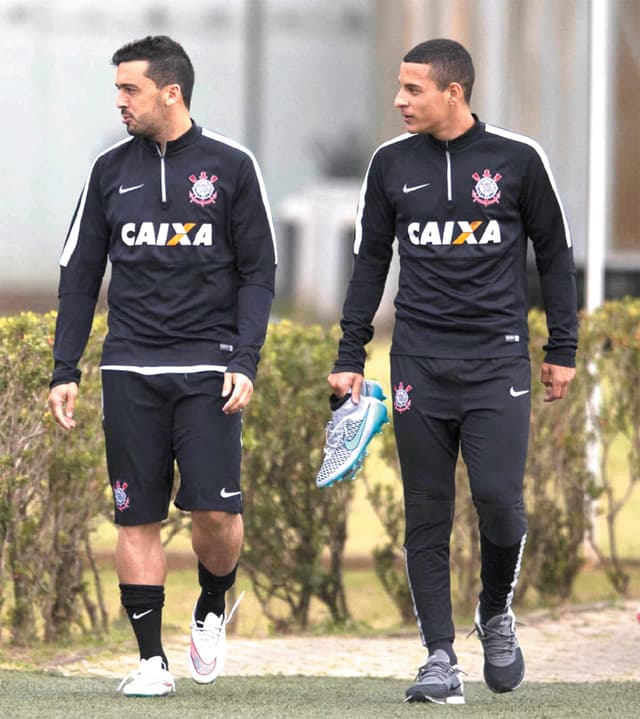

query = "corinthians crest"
[113, 480, 130, 512]
[472, 168, 502, 207]
[189, 171, 219, 207]
[393, 382, 413, 413]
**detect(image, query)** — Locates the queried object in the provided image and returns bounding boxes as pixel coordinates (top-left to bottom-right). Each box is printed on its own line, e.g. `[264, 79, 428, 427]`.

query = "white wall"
[0, 0, 373, 294]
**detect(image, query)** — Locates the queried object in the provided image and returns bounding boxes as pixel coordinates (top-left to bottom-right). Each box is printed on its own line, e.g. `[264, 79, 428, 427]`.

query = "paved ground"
[48, 601, 640, 683]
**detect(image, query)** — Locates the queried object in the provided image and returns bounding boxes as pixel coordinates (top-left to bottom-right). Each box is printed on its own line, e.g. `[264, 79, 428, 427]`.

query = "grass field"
[1, 672, 639, 719]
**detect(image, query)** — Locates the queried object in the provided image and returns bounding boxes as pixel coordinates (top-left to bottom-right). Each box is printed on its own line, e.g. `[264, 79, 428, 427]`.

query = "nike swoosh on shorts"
[220, 488, 242, 498]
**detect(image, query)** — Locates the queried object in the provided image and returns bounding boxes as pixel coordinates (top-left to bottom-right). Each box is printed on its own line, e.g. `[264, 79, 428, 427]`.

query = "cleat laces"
[192, 590, 245, 642]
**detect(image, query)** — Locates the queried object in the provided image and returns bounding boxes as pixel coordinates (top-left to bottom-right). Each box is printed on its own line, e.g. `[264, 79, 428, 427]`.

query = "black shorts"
[101, 370, 242, 525]
[390, 356, 531, 508]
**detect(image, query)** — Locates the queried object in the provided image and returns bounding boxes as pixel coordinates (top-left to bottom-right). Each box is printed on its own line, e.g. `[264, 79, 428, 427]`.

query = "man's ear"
[165, 84, 181, 106]
[447, 81, 465, 104]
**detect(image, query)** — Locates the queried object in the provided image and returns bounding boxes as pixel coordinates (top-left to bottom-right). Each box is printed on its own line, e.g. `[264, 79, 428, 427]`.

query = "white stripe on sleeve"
[60, 137, 133, 267]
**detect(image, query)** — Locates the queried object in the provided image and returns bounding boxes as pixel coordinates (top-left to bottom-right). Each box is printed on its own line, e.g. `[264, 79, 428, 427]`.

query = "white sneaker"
[116, 656, 175, 697]
[188, 591, 244, 684]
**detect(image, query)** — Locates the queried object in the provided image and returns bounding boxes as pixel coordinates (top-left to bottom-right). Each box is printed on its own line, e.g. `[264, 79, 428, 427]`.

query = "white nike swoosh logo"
[220, 488, 242, 498]
[402, 182, 431, 194]
[509, 387, 530, 398]
[119, 183, 145, 194]
[132, 609, 154, 620]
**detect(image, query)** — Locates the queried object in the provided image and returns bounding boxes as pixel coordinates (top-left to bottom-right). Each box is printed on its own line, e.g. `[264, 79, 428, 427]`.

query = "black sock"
[120, 583, 168, 668]
[479, 534, 525, 624]
[195, 562, 237, 622]
[329, 393, 350, 411]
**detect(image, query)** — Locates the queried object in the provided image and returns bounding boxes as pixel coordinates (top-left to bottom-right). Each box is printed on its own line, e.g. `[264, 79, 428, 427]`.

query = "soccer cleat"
[360, 379, 387, 401]
[404, 649, 465, 704]
[316, 382, 388, 488]
[472, 606, 525, 693]
[116, 656, 175, 697]
[334, 381, 387, 481]
[188, 591, 244, 684]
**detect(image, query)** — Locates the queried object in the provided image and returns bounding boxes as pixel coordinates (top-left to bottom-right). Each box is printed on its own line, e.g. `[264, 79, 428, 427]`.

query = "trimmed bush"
[241, 320, 354, 631]
[0, 312, 109, 643]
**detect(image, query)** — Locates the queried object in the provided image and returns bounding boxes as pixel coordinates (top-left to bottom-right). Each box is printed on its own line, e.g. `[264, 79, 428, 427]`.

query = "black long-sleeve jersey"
[52, 122, 277, 387]
[334, 118, 578, 373]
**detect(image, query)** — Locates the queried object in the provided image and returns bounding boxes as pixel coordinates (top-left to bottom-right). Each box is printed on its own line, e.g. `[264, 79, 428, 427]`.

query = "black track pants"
[390, 355, 530, 648]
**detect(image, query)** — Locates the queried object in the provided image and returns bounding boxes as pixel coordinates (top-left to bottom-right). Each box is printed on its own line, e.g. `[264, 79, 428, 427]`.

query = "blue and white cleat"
[360, 379, 387, 401]
[316, 380, 388, 488]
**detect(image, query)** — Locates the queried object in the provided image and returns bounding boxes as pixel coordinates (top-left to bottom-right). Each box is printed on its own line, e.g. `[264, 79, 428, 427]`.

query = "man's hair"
[403, 39, 475, 103]
[111, 35, 195, 109]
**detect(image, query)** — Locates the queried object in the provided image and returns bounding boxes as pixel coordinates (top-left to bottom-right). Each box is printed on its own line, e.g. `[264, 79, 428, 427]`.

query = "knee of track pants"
[474, 499, 527, 547]
[404, 500, 455, 548]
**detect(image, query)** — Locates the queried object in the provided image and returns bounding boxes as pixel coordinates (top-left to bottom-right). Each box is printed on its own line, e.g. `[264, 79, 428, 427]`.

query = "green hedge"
[242, 321, 354, 631]
[0, 300, 637, 641]
[0, 312, 108, 644]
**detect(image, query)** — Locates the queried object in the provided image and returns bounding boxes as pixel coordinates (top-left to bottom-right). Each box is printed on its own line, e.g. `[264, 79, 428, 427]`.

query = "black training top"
[52, 122, 277, 387]
[334, 118, 578, 373]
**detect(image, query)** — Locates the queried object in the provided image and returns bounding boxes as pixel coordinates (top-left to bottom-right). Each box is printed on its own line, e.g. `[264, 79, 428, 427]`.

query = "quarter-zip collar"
[419, 115, 484, 206]
[163, 120, 201, 155]
[144, 119, 201, 157]
[142, 120, 201, 208]
[423, 114, 484, 153]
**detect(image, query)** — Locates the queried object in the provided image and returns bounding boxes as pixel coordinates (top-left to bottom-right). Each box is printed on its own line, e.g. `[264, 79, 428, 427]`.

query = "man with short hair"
[48, 35, 277, 696]
[328, 38, 577, 704]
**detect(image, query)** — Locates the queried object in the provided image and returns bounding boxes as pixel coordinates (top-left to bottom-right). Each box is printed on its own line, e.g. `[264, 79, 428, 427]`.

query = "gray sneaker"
[473, 607, 525, 693]
[404, 649, 465, 704]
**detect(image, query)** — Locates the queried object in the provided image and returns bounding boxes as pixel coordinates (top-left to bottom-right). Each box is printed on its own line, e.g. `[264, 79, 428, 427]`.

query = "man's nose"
[394, 91, 407, 108]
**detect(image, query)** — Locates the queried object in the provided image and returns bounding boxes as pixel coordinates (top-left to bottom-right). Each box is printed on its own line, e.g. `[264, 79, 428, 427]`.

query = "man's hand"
[47, 382, 79, 429]
[540, 363, 576, 402]
[327, 371, 364, 403]
[222, 372, 253, 414]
